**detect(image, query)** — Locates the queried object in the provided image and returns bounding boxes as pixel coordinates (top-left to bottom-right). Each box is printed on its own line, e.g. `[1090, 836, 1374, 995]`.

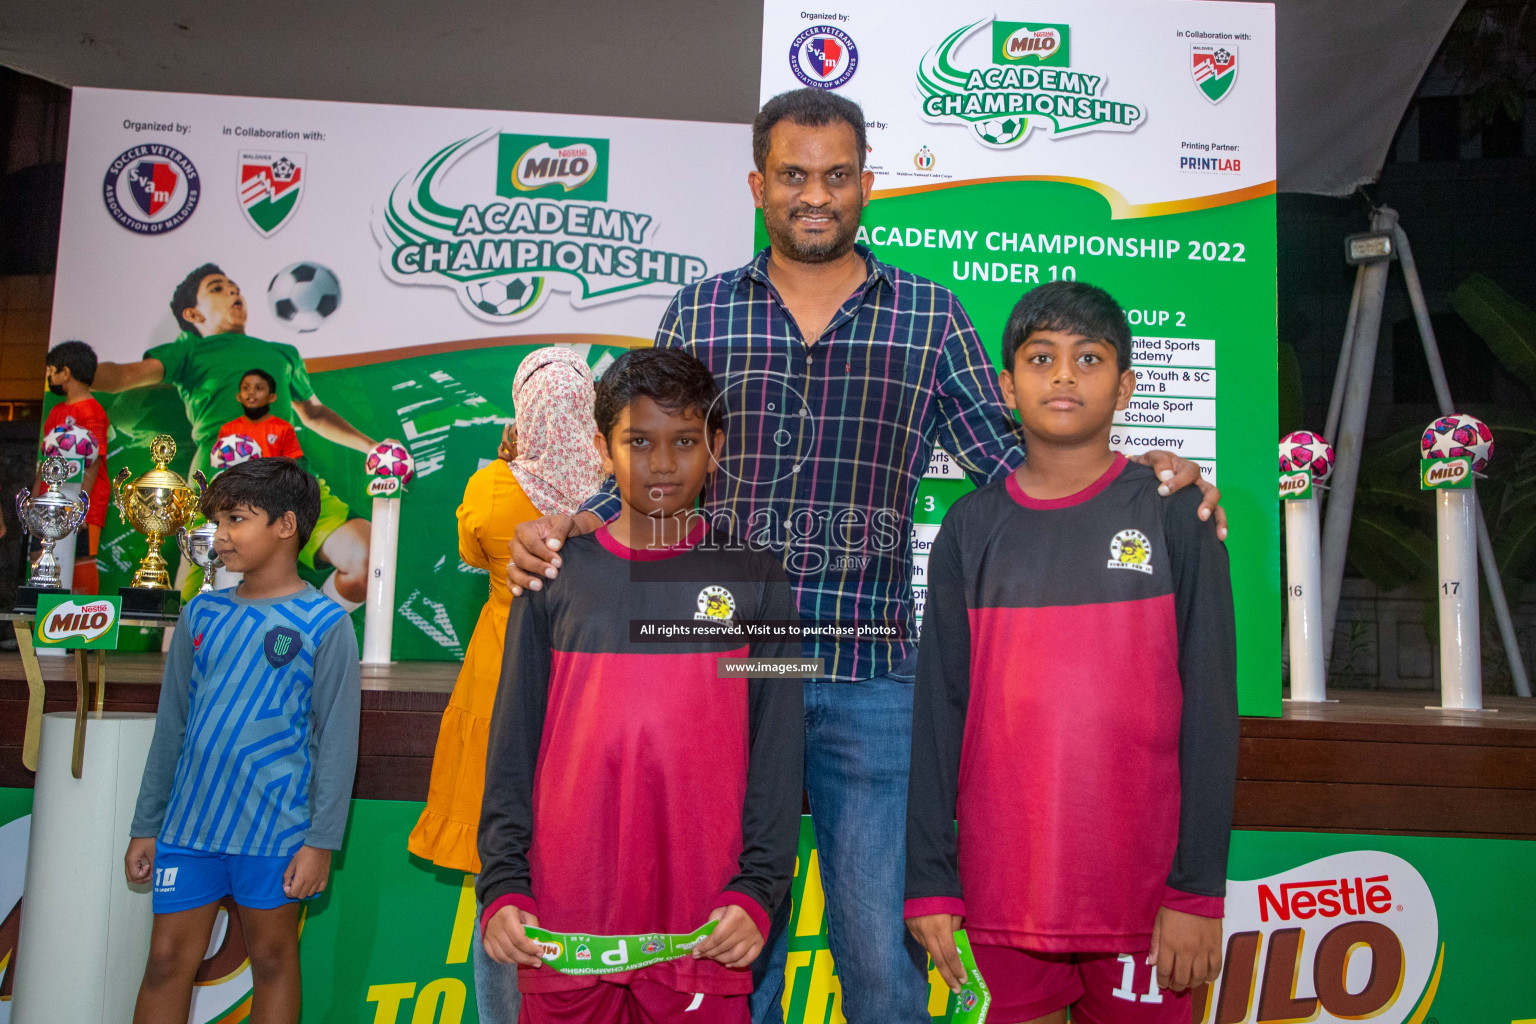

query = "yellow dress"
[408, 460, 540, 872]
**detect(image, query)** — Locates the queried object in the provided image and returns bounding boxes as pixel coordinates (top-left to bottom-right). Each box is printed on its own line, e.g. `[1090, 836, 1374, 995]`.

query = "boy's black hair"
[201, 458, 321, 550]
[241, 367, 277, 392]
[45, 340, 97, 385]
[171, 263, 224, 336]
[593, 348, 723, 441]
[1001, 281, 1133, 372]
[753, 88, 867, 172]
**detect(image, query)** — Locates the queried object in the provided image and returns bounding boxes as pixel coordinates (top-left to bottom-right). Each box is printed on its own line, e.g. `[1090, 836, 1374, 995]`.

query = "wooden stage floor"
[0, 654, 1531, 839]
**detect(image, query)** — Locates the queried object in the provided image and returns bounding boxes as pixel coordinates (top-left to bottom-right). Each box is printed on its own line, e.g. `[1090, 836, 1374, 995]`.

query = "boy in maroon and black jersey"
[477, 348, 803, 1024]
[904, 282, 1237, 1024]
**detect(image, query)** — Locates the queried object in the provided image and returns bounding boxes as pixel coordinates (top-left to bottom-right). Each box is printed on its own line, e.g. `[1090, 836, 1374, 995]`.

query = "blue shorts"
[151, 842, 296, 914]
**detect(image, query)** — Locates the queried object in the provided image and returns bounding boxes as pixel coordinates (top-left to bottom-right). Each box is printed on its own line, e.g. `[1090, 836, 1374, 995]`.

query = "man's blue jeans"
[475, 899, 521, 1023]
[750, 673, 932, 1024]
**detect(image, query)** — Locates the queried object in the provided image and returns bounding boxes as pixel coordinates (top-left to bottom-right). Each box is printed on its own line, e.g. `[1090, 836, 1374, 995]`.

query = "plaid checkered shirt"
[581, 246, 1025, 680]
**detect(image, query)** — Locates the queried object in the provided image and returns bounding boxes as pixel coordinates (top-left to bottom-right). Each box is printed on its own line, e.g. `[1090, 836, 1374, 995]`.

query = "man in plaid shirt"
[508, 89, 1223, 1024]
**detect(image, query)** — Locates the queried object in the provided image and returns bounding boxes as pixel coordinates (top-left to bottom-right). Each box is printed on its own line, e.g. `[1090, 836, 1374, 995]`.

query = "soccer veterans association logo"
[1107, 529, 1153, 574]
[791, 25, 859, 90]
[1191, 45, 1238, 103]
[102, 144, 200, 234]
[238, 151, 306, 236]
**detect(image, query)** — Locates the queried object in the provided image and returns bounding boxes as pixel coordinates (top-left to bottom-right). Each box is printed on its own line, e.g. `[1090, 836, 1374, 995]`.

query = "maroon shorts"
[973, 944, 1193, 1024]
[520, 979, 748, 1024]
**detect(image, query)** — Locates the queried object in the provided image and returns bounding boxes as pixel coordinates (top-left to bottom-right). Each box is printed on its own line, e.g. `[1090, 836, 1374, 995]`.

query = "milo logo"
[1194, 852, 1439, 1024]
[1278, 471, 1312, 500]
[497, 134, 609, 201]
[994, 23, 1067, 64]
[37, 598, 118, 645]
[366, 476, 403, 498]
[1421, 456, 1471, 490]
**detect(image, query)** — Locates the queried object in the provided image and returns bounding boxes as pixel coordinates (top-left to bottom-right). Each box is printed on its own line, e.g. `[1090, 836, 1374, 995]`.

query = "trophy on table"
[14, 456, 90, 611]
[177, 522, 224, 594]
[113, 434, 205, 616]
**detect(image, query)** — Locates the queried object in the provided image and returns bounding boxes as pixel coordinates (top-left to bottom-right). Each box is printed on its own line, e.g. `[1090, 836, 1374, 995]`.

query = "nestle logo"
[1257, 875, 1393, 922]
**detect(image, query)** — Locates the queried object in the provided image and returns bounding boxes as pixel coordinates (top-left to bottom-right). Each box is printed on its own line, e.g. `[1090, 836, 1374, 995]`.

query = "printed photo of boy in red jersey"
[214, 368, 305, 461]
[476, 347, 805, 1024]
[38, 340, 110, 594]
[904, 281, 1238, 1024]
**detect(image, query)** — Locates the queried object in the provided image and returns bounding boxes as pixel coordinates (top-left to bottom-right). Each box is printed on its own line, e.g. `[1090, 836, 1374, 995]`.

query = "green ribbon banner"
[944, 930, 991, 1024]
[524, 922, 718, 975]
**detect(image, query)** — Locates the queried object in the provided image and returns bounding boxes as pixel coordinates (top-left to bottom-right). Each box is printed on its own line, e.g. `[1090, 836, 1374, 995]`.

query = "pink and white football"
[1279, 430, 1335, 483]
[1421, 413, 1494, 474]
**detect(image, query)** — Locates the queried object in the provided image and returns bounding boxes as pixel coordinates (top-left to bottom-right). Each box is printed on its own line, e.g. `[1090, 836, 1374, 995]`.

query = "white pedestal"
[361, 495, 400, 665]
[12, 712, 156, 1023]
[1436, 489, 1482, 710]
[1284, 496, 1329, 702]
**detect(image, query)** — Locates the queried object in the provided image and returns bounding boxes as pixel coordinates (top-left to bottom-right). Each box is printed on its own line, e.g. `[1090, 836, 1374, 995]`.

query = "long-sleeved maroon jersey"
[478, 522, 804, 994]
[904, 456, 1238, 953]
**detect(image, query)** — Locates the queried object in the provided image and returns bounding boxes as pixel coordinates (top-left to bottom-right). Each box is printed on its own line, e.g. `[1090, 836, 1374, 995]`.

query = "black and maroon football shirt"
[478, 521, 803, 995]
[904, 455, 1238, 953]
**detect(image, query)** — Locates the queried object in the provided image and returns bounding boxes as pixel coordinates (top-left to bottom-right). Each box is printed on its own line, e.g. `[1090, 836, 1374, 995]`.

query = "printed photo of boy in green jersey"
[94, 263, 383, 609]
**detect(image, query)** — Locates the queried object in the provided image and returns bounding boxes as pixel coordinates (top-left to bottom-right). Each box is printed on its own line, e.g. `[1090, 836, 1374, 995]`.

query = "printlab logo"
[1197, 851, 1439, 1024]
[914, 146, 936, 170]
[1107, 529, 1152, 574]
[375, 130, 708, 324]
[1191, 45, 1238, 103]
[917, 19, 1143, 149]
[238, 151, 306, 236]
[102, 144, 201, 234]
[791, 25, 859, 89]
[154, 866, 179, 890]
[263, 626, 302, 668]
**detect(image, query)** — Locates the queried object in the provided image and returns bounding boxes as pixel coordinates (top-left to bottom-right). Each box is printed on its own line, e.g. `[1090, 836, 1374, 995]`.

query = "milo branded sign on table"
[761, 0, 1279, 713]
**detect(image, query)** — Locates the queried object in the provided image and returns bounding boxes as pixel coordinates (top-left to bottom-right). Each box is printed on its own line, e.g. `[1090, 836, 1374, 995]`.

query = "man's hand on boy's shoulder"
[124, 836, 155, 886]
[483, 905, 547, 967]
[1148, 904, 1223, 992]
[905, 913, 967, 994]
[283, 845, 332, 900]
[691, 903, 764, 970]
[509, 512, 604, 597]
[1132, 450, 1227, 541]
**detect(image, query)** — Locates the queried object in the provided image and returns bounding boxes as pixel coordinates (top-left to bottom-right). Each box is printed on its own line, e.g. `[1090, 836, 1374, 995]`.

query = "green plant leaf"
[1345, 509, 1437, 594]
[1452, 274, 1536, 396]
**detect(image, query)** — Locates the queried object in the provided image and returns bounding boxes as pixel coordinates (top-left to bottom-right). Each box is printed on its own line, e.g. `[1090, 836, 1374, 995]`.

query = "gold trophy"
[113, 434, 205, 615]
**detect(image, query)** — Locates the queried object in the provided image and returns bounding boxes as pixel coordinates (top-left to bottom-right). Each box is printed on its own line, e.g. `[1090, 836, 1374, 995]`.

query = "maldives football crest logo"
[791, 25, 858, 90]
[1191, 45, 1238, 103]
[238, 151, 306, 236]
[102, 144, 200, 235]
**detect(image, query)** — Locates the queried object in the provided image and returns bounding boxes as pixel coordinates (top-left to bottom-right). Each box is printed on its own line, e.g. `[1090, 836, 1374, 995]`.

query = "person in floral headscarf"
[408, 345, 603, 1022]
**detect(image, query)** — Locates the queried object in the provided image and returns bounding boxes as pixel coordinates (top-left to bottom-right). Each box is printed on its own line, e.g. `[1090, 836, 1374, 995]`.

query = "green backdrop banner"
[0, 795, 1529, 1023]
[760, 0, 1281, 714]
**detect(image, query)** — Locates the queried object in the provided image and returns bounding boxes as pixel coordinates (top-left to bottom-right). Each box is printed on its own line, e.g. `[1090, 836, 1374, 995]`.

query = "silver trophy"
[177, 522, 224, 593]
[16, 457, 90, 590]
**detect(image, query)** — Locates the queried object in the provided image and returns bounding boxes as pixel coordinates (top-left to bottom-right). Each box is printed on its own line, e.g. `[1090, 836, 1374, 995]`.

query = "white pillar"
[1436, 489, 1482, 710]
[361, 496, 400, 665]
[1285, 495, 1328, 702]
[12, 712, 156, 1023]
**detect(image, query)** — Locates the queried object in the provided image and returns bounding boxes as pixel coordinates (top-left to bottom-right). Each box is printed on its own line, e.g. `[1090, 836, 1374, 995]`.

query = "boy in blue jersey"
[125, 457, 361, 1024]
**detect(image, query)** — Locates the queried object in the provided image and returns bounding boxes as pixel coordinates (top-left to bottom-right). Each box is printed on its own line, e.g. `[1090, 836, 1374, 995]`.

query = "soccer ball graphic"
[1278, 430, 1334, 482]
[463, 275, 545, 320]
[974, 117, 1026, 147]
[1421, 413, 1494, 473]
[268, 261, 341, 332]
[42, 419, 100, 466]
[365, 441, 415, 485]
[211, 433, 262, 471]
